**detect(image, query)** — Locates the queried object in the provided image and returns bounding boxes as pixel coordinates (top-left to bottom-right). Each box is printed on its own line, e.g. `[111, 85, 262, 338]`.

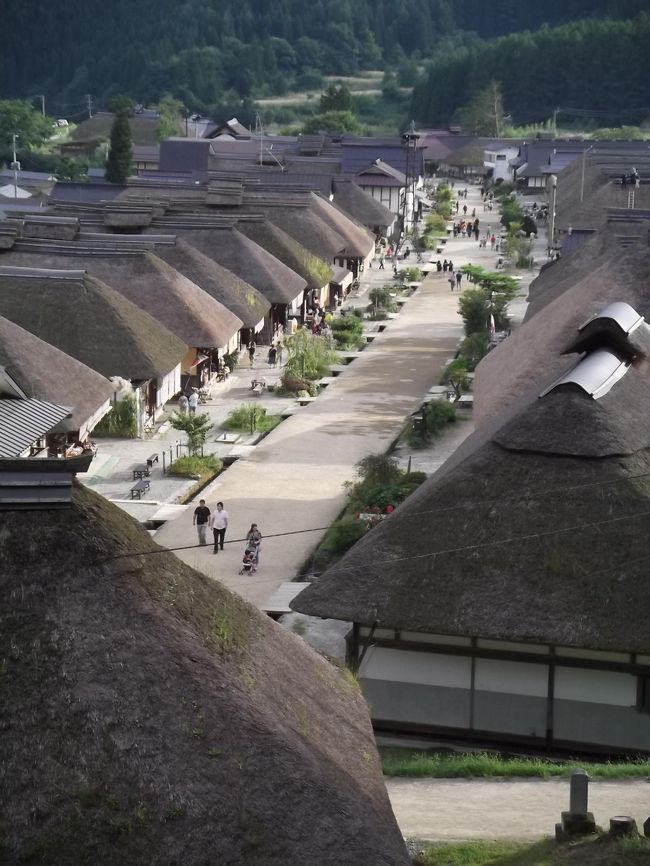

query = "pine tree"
[105, 105, 133, 184]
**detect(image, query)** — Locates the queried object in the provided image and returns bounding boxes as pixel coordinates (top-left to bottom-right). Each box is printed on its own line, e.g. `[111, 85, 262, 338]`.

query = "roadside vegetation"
[223, 404, 282, 435]
[168, 454, 222, 481]
[311, 454, 426, 571]
[415, 836, 650, 866]
[406, 399, 458, 449]
[381, 747, 650, 780]
[330, 313, 365, 350]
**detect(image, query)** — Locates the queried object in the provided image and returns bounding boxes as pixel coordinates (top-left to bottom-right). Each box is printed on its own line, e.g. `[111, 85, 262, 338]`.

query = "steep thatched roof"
[152, 225, 307, 304]
[236, 218, 333, 290]
[0, 483, 409, 865]
[0, 268, 186, 380]
[332, 178, 395, 232]
[308, 193, 375, 258]
[293, 355, 650, 653]
[21, 215, 80, 241]
[0, 314, 114, 433]
[475, 240, 650, 423]
[152, 238, 270, 328]
[0, 248, 241, 348]
[244, 199, 348, 261]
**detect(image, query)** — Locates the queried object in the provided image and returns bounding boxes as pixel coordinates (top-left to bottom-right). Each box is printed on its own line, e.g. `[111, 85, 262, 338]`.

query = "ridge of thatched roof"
[332, 178, 395, 231]
[151, 225, 306, 304]
[249, 201, 347, 260]
[0, 269, 186, 380]
[1, 483, 409, 865]
[0, 314, 114, 433]
[236, 218, 333, 290]
[21, 215, 80, 241]
[307, 193, 375, 258]
[292, 363, 650, 653]
[475, 241, 650, 424]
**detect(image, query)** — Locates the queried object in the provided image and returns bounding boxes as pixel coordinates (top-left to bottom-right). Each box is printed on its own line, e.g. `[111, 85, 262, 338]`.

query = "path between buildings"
[154, 182, 514, 608]
[386, 777, 650, 842]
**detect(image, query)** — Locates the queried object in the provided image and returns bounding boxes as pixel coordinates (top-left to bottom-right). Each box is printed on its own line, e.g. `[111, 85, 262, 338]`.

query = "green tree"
[154, 94, 185, 140]
[319, 83, 353, 113]
[284, 329, 337, 380]
[302, 110, 362, 134]
[442, 358, 470, 399]
[105, 101, 133, 184]
[170, 411, 213, 455]
[354, 453, 401, 487]
[0, 100, 53, 150]
[458, 80, 505, 136]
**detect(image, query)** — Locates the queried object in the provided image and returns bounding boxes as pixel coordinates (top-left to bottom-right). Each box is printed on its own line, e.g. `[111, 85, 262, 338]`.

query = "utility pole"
[85, 94, 93, 119]
[11, 133, 19, 200]
[548, 174, 557, 258]
[34, 94, 45, 116]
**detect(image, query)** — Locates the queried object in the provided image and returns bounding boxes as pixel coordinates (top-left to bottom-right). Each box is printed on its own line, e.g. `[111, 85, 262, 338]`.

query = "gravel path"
[386, 777, 650, 841]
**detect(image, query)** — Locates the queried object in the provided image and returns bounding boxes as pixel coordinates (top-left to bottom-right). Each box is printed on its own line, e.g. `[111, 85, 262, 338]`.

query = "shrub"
[224, 404, 281, 433]
[425, 212, 447, 234]
[223, 350, 239, 370]
[276, 375, 319, 396]
[402, 266, 423, 282]
[168, 454, 223, 479]
[313, 517, 368, 570]
[92, 395, 138, 438]
[331, 316, 365, 349]
[406, 400, 457, 448]
[284, 329, 337, 380]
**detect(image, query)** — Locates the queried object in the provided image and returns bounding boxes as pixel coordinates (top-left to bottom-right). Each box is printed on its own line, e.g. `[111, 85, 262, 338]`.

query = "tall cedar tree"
[105, 110, 132, 184]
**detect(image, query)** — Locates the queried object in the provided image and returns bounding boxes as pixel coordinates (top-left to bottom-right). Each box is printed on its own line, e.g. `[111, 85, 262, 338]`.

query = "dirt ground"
[386, 777, 650, 841]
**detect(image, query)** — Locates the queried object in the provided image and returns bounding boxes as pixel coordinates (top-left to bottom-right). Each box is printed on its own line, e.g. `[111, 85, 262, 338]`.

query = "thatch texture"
[0, 270, 186, 380]
[0, 484, 408, 866]
[332, 179, 395, 232]
[248, 201, 347, 261]
[475, 238, 650, 423]
[292, 371, 650, 654]
[0, 249, 241, 349]
[0, 314, 114, 433]
[21, 216, 80, 241]
[236, 219, 333, 290]
[152, 238, 269, 328]
[308, 193, 375, 258]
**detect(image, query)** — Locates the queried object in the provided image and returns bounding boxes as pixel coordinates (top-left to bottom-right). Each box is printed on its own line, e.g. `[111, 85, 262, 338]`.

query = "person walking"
[178, 394, 189, 415]
[448, 272, 456, 292]
[267, 345, 277, 368]
[455, 270, 462, 289]
[276, 342, 284, 366]
[193, 499, 210, 546]
[188, 389, 199, 415]
[378, 254, 385, 269]
[442, 259, 448, 272]
[209, 501, 229, 553]
[247, 340, 256, 366]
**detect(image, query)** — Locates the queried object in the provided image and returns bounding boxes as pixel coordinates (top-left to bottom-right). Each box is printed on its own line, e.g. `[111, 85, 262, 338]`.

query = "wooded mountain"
[0, 0, 644, 115]
[412, 13, 650, 127]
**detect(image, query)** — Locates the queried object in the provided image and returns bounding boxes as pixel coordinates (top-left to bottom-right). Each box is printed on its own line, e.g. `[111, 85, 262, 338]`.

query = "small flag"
[489, 314, 496, 333]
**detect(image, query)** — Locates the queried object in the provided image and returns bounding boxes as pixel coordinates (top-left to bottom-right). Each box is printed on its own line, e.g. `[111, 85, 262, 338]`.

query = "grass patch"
[167, 454, 222, 480]
[223, 404, 282, 434]
[381, 747, 650, 780]
[416, 836, 650, 866]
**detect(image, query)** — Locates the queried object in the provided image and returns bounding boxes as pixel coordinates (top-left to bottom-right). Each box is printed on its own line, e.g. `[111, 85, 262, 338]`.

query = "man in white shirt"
[188, 389, 199, 415]
[208, 501, 229, 553]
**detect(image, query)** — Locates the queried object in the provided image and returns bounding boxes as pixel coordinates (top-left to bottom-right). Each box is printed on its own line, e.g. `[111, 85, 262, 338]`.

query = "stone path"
[386, 776, 650, 842]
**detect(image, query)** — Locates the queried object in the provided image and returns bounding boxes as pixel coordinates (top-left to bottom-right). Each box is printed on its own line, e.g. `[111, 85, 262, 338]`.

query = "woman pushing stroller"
[239, 523, 262, 574]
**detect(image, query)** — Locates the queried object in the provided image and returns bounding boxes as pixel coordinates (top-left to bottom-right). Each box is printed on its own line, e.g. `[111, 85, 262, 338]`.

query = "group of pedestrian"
[452, 218, 480, 241]
[447, 270, 463, 291]
[192, 499, 263, 567]
[178, 389, 199, 415]
[439, 259, 455, 273]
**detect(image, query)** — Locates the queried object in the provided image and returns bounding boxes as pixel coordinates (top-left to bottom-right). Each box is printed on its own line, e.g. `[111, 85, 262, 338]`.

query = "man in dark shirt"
[193, 499, 210, 546]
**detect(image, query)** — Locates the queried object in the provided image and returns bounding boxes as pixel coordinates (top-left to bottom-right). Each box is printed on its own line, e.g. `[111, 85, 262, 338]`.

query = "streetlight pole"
[11, 133, 19, 200]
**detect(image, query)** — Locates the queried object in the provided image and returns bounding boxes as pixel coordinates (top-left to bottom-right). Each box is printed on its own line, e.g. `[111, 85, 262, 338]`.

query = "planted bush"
[168, 454, 223, 479]
[276, 375, 319, 397]
[92, 395, 138, 438]
[224, 404, 281, 434]
[331, 316, 365, 349]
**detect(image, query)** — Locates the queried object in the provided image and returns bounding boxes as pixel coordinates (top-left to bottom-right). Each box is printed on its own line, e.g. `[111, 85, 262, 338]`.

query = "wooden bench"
[146, 453, 158, 468]
[251, 383, 263, 396]
[132, 465, 150, 480]
[130, 478, 150, 499]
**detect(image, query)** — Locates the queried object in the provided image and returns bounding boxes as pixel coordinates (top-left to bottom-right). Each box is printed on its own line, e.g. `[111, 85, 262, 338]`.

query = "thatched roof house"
[0, 267, 186, 381]
[0, 483, 409, 864]
[0, 248, 242, 350]
[475, 237, 650, 423]
[293, 315, 650, 753]
[0, 314, 114, 438]
[332, 178, 396, 236]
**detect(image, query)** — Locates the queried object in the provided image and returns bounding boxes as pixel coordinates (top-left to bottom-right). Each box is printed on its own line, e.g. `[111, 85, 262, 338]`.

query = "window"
[637, 675, 650, 712]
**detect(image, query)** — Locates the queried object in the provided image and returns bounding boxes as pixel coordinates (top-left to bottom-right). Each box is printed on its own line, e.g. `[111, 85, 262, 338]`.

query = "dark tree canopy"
[105, 105, 133, 184]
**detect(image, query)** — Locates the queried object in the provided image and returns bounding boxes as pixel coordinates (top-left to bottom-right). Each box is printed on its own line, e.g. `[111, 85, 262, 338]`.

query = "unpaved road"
[386, 777, 650, 841]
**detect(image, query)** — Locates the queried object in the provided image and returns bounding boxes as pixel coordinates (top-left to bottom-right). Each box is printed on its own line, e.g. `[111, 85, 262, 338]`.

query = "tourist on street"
[490, 234, 497, 250]
[442, 259, 448, 272]
[463, 204, 468, 215]
[436, 260, 443, 273]
[246, 523, 262, 565]
[276, 342, 284, 366]
[447, 259, 454, 272]
[247, 340, 256, 366]
[448, 273, 456, 292]
[267, 345, 277, 368]
[456, 270, 462, 289]
[193, 499, 210, 546]
[378, 254, 385, 269]
[188, 389, 199, 415]
[178, 394, 189, 415]
[209, 501, 229, 553]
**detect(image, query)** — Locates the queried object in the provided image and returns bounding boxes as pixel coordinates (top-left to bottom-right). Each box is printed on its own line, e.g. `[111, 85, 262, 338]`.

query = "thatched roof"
[248, 200, 347, 261]
[293, 351, 650, 653]
[332, 178, 395, 232]
[0, 248, 242, 349]
[0, 314, 114, 433]
[153, 225, 307, 304]
[475, 239, 650, 423]
[0, 483, 409, 865]
[21, 215, 80, 241]
[236, 218, 333, 290]
[0, 268, 186, 380]
[308, 193, 375, 259]
[152, 238, 270, 328]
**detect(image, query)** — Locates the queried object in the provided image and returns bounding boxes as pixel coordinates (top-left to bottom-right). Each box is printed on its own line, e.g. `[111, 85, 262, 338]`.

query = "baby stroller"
[239, 543, 259, 575]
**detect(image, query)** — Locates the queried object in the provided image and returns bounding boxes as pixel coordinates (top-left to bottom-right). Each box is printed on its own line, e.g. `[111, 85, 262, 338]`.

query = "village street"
[151, 182, 522, 609]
